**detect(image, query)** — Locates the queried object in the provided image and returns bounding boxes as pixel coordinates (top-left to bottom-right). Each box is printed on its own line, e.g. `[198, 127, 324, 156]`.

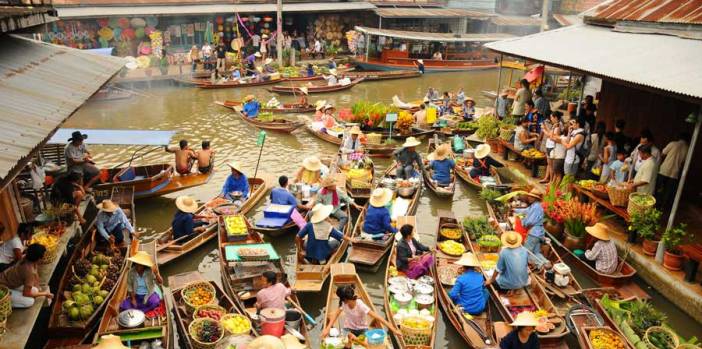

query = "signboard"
[385, 113, 398, 122]
[256, 130, 267, 146]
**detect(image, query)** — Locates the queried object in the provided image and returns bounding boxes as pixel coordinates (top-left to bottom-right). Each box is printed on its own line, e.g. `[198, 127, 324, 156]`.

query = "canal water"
[61, 70, 701, 348]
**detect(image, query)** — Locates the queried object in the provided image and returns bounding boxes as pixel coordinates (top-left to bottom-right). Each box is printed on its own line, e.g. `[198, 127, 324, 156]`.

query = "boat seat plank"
[347, 246, 385, 265]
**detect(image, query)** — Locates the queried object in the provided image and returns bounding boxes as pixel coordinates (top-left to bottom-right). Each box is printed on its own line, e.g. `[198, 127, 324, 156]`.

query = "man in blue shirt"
[96, 199, 134, 246]
[171, 195, 208, 242]
[219, 161, 250, 201]
[241, 95, 260, 118]
[363, 188, 396, 240]
[270, 175, 303, 208]
[449, 253, 488, 315]
[513, 190, 549, 269]
[486, 231, 529, 293]
[426, 143, 455, 186]
[296, 204, 351, 264]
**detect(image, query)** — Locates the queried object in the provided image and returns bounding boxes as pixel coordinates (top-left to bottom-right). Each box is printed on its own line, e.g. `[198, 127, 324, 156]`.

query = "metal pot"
[393, 292, 412, 307]
[415, 294, 434, 310]
[118, 309, 145, 328]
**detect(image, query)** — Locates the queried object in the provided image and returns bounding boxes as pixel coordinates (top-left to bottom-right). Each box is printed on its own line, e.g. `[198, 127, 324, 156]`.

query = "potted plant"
[628, 209, 662, 256]
[541, 180, 571, 240]
[462, 216, 493, 241]
[661, 223, 689, 271]
[477, 234, 501, 253]
[559, 200, 600, 250]
[476, 114, 500, 152]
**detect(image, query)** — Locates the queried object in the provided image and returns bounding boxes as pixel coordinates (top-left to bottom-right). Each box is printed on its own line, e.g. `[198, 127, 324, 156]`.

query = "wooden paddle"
[287, 297, 317, 326]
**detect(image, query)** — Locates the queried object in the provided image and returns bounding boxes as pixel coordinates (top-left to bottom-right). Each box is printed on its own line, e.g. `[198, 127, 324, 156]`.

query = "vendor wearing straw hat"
[322, 68, 338, 86]
[449, 252, 489, 315]
[426, 143, 455, 186]
[296, 86, 309, 106]
[321, 104, 338, 129]
[93, 334, 129, 349]
[219, 161, 250, 201]
[96, 199, 134, 247]
[308, 176, 362, 231]
[263, 57, 276, 73]
[495, 88, 510, 120]
[393, 137, 424, 180]
[120, 250, 163, 312]
[341, 125, 364, 160]
[463, 96, 476, 121]
[362, 188, 397, 240]
[499, 311, 540, 349]
[241, 94, 261, 118]
[583, 223, 618, 274]
[469, 143, 503, 178]
[485, 231, 529, 294]
[171, 195, 208, 243]
[513, 189, 549, 269]
[296, 204, 352, 264]
[294, 156, 329, 187]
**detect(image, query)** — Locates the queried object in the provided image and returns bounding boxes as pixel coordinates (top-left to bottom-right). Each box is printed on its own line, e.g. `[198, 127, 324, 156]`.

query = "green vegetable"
[477, 234, 501, 248]
[462, 216, 493, 240]
[476, 114, 500, 139]
[479, 187, 502, 202]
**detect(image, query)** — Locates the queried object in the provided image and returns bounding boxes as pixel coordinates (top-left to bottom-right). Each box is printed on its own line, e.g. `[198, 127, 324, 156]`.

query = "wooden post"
[496, 54, 503, 94]
[276, 0, 283, 67]
[365, 33, 370, 61]
[541, 0, 550, 32]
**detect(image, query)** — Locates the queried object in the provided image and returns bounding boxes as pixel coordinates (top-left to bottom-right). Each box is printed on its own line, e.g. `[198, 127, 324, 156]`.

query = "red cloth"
[320, 188, 339, 206]
[514, 216, 528, 241]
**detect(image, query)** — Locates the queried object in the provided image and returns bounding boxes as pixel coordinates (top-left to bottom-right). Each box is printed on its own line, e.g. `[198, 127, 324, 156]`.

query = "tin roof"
[49, 129, 175, 146]
[490, 15, 542, 26]
[0, 35, 124, 188]
[374, 7, 493, 19]
[355, 26, 514, 42]
[587, 0, 702, 24]
[484, 24, 702, 101]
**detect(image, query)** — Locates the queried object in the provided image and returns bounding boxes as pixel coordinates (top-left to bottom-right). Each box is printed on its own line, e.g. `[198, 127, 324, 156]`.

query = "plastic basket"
[189, 318, 224, 349]
[181, 281, 216, 314]
[193, 304, 227, 321]
[220, 313, 252, 336]
[400, 317, 433, 346]
[627, 192, 656, 217]
[644, 326, 679, 349]
[606, 185, 633, 207]
[0, 286, 11, 318]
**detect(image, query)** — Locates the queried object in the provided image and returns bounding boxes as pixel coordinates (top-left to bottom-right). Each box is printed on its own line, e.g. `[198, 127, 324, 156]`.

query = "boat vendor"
[306, 63, 315, 77]
[294, 156, 329, 187]
[393, 137, 424, 180]
[396, 224, 433, 279]
[322, 69, 338, 86]
[119, 251, 163, 313]
[164, 139, 197, 175]
[499, 311, 540, 349]
[0, 243, 53, 308]
[426, 143, 455, 187]
[449, 252, 489, 315]
[463, 97, 476, 121]
[328, 58, 337, 70]
[485, 231, 530, 295]
[583, 223, 618, 274]
[321, 104, 338, 129]
[242, 95, 261, 118]
[171, 195, 208, 243]
[0, 222, 33, 272]
[270, 176, 306, 210]
[321, 285, 401, 341]
[255, 271, 291, 311]
[296, 204, 352, 264]
[50, 171, 87, 225]
[219, 161, 250, 201]
[296, 87, 309, 106]
[426, 87, 440, 101]
[413, 104, 428, 127]
[309, 176, 362, 230]
[245, 51, 261, 76]
[340, 126, 365, 165]
[263, 58, 276, 74]
[512, 190, 549, 269]
[65, 130, 100, 190]
[362, 188, 397, 240]
[96, 199, 135, 247]
[469, 144, 503, 179]
[515, 117, 539, 152]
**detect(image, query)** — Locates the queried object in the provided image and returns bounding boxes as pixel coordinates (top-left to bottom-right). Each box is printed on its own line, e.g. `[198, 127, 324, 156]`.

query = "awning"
[485, 24, 702, 101]
[490, 15, 542, 26]
[374, 7, 493, 20]
[354, 26, 514, 42]
[57, 2, 376, 18]
[0, 35, 124, 189]
[49, 129, 175, 146]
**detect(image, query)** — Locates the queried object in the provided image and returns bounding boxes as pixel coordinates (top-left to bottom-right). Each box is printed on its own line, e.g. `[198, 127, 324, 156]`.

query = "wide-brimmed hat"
[524, 188, 542, 200]
[501, 231, 523, 249]
[320, 176, 336, 188]
[299, 87, 308, 95]
[247, 335, 285, 349]
[254, 52, 262, 58]
[329, 69, 337, 76]
[369, 188, 393, 207]
[315, 100, 327, 111]
[302, 156, 322, 171]
[349, 125, 362, 135]
[322, 104, 335, 112]
[422, 97, 430, 103]
[428, 143, 451, 161]
[585, 223, 610, 241]
[310, 204, 334, 224]
[417, 59, 424, 64]
[464, 97, 475, 103]
[94, 334, 129, 349]
[402, 137, 421, 148]
[244, 94, 255, 102]
[264, 58, 273, 65]
[68, 130, 87, 142]
[453, 252, 480, 267]
[175, 195, 199, 213]
[474, 144, 491, 159]
[511, 311, 539, 327]
[226, 161, 243, 173]
[128, 251, 154, 268]
[97, 199, 118, 213]
[281, 334, 306, 349]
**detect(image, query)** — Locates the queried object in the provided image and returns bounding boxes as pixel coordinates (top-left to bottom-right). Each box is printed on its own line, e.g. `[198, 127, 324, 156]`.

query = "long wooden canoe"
[155, 177, 268, 267]
[322, 263, 393, 347]
[305, 124, 397, 158]
[270, 77, 365, 94]
[93, 163, 214, 200]
[455, 142, 505, 190]
[215, 101, 305, 133]
[293, 205, 352, 292]
[433, 213, 496, 348]
[345, 70, 421, 81]
[196, 77, 282, 89]
[347, 162, 421, 271]
[423, 138, 456, 198]
[219, 100, 316, 114]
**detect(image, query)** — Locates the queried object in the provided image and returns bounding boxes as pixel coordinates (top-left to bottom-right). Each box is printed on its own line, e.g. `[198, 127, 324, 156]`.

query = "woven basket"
[606, 185, 633, 207]
[193, 304, 227, 321]
[188, 318, 224, 349]
[366, 133, 382, 145]
[0, 286, 11, 318]
[627, 193, 656, 217]
[181, 282, 216, 314]
[220, 313, 251, 336]
[644, 326, 679, 349]
[31, 232, 59, 265]
[400, 317, 433, 346]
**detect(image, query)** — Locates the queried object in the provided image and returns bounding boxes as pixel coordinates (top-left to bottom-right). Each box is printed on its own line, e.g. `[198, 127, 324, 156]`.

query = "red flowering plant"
[349, 101, 400, 128]
[541, 176, 574, 225]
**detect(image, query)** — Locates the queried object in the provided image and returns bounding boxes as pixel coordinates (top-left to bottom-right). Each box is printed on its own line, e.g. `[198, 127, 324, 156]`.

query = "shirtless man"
[165, 140, 197, 175]
[196, 140, 215, 174]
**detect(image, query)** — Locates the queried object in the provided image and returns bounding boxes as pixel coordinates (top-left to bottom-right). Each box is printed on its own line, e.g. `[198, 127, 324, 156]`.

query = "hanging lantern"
[263, 16, 273, 23]
[144, 26, 156, 36]
[130, 17, 146, 28]
[109, 17, 119, 28]
[118, 17, 130, 29]
[112, 27, 122, 41]
[146, 17, 158, 27]
[135, 27, 145, 39]
[216, 16, 224, 25]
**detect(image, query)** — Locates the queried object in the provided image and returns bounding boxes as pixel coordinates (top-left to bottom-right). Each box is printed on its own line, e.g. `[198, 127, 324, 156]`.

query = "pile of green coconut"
[62, 252, 124, 322]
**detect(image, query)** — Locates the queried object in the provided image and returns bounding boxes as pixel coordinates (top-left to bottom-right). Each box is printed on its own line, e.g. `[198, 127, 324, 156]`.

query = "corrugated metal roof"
[553, 14, 583, 26]
[484, 24, 702, 100]
[0, 35, 124, 186]
[355, 26, 514, 42]
[374, 7, 493, 19]
[490, 15, 542, 26]
[588, 0, 702, 24]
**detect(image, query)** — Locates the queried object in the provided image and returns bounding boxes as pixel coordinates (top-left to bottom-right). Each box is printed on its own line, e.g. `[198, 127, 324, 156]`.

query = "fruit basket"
[220, 313, 252, 336]
[236, 247, 270, 261]
[643, 326, 678, 349]
[606, 184, 633, 207]
[400, 316, 433, 346]
[627, 193, 656, 217]
[30, 232, 59, 265]
[193, 304, 227, 321]
[439, 224, 462, 241]
[182, 282, 216, 313]
[189, 318, 224, 349]
[0, 286, 11, 317]
[438, 240, 465, 257]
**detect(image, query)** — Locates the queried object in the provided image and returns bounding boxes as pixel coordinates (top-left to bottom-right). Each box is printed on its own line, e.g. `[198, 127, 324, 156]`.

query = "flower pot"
[567, 102, 577, 113]
[663, 251, 685, 271]
[642, 238, 659, 256]
[563, 231, 585, 251]
[627, 230, 638, 243]
[544, 221, 563, 240]
[487, 138, 500, 153]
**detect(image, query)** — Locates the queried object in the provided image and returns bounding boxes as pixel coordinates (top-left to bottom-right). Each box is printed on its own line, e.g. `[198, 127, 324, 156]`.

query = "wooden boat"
[293, 206, 352, 292]
[322, 263, 394, 347]
[91, 164, 214, 200]
[338, 153, 375, 202]
[219, 100, 316, 114]
[433, 213, 496, 348]
[354, 56, 498, 73]
[283, 75, 324, 82]
[455, 142, 505, 190]
[422, 138, 456, 198]
[305, 124, 397, 158]
[347, 162, 421, 271]
[196, 77, 282, 89]
[155, 177, 268, 267]
[215, 101, 305, 133]
[92, 240, 173, 348]
[270, 77, 365, 94]
[345, 70, 421, 81]
[564, 305, 631, 349]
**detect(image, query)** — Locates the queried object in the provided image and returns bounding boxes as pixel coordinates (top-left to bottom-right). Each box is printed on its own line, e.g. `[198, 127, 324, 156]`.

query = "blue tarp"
[48, 129, 175, 146]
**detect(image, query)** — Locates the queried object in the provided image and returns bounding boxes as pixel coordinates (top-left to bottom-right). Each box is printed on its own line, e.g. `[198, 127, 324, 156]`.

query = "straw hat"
[510, 311, 540, 327]
[94, 334, 129, 349]
[299, 87, 308, 95]
[417, 59, 424, 64]
[175, 195, 199, 213]
[349, 125, 362, 135]
[302, 156, 322, 171]
[524, 188, 543, 200]
[429, 143, 451, 161]
[322, 104, 335, 112]
[280, 334, 306, 349]
[226, 161, 244, 173]
[369, 188, 393, 208]
[315, 100, 327, 110]
[402, 137, 421, 148]
[254, 52, 262, 58]
[97, 199, 118, 213]
[264, 58, 273, 65]
[256, 66, 263, 73]
[247, 335, 285, 349]
[310, 204, 334, 224]
[453, 252, 480, 267]
[422, 97, 430, 103]
[585, 223, 610, 241]
[329, 69, 337, 76]
[474, 144, 491, 159]
[128, 251, 154, 268]
[464, 97, 475, 103]
[320, 176, 336, 188]
[501, 231, 523, 249]
[244, 95, 256, 102]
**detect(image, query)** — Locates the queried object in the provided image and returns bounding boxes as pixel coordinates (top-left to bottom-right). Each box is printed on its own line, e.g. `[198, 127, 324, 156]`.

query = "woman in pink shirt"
[321, 285, 400, 341]
[255, 271, 290, 311]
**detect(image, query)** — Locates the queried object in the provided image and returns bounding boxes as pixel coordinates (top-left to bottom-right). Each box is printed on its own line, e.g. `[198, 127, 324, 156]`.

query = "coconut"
[79, 304, 94, 320]
[85, 274, 97, 284]
[93, 295, 104, 305]
[68, 307, 80, 321]
[72, 284, 82, 293]
[82, 283, 92, 294]
[63, 300, 76, 311]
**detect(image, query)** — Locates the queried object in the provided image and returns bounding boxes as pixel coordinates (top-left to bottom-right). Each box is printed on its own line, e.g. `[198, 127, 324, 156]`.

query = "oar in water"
[287, 297, 316, 326]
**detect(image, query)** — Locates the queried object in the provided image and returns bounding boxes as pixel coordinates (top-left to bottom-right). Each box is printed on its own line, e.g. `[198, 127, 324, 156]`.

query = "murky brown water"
[63, 70, 701, 348]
